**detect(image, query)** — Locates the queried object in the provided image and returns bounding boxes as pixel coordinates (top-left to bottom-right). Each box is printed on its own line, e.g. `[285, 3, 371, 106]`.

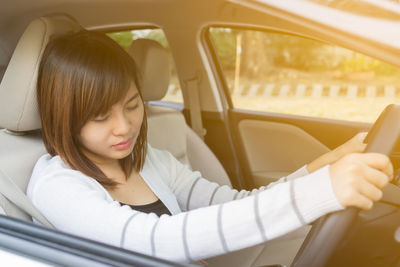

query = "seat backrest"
[129, 39, 232, 186]
[0, 16, 82, 221]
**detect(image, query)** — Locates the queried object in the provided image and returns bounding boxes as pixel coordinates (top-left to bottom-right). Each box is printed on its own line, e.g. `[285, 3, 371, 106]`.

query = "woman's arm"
[154, 147, 309, 210]
[165, 132, 367, 210]
[29, 159, 342, 263]
[29, 149, 390, 263]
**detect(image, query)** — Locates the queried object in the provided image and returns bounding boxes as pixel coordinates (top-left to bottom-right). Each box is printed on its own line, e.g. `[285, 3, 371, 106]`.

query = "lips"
[113, 138, 133, 150]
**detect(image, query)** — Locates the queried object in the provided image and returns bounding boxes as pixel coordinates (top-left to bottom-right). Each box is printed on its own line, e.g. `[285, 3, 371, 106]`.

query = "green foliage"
[209, 28, 237, 71]
[107, 29, 169, 51]
[106, 32, 133, 50]
[340, 55, 398, 75]
[139, 30, 169, 49]
[209, 27, 400, 79]
[107, 28, 400, 84]
[266, 34, 327, 70]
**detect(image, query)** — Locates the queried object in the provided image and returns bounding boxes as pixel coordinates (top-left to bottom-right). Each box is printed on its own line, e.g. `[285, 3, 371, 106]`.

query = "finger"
[361, 166, 391, 189]
[356, 178, 383, 202]
[351, 193, 374, 210]
[355, 153, 393, 178]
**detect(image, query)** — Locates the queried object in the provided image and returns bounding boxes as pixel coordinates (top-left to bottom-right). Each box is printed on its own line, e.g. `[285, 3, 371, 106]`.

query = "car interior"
[0, 15, 307, 267]
[1, 1, 400, 266]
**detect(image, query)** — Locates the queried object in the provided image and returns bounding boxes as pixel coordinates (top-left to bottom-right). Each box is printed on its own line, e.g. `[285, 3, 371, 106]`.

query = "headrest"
[128, 39, 171, 101]
[0, 16, 82, 132]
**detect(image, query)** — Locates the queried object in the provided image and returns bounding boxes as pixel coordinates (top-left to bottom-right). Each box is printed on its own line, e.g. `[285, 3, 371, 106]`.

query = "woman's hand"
[330, 153, 393, 210]
[307, 132, 367, 173]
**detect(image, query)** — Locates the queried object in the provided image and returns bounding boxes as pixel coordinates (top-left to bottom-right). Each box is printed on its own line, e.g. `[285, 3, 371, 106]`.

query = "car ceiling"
[0, 0, 232, 111]
[0, 0, 219, 80]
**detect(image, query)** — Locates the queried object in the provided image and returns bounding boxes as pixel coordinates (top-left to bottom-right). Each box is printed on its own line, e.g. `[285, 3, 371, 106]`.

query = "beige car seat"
[0, 16, 82, 221]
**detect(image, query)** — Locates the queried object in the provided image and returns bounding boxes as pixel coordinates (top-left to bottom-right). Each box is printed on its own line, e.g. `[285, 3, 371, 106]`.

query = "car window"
[107, 29, 182, 103]
[208, 27, 400, 123]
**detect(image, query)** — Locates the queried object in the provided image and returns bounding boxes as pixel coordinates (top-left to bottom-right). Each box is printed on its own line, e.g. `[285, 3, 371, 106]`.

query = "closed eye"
[93, 114, 110, 122]
[127, 103, 139, 111]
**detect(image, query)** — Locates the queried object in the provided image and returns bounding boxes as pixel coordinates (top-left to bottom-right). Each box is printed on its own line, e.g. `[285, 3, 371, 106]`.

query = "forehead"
[119, 82, 140, 104]
[126, 82, 139, 97]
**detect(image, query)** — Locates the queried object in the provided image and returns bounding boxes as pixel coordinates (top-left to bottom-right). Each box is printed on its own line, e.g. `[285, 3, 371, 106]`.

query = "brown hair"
[37, 30, 147, 187]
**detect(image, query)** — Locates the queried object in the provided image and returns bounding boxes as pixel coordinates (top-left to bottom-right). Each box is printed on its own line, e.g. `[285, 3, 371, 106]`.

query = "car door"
[199, 0, 400, 189]
[0, 215, 190, 267]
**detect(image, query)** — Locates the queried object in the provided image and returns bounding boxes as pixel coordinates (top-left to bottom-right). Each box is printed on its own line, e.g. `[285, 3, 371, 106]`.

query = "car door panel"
[238, 119, 329, 186]
[228, 110, 371, 187]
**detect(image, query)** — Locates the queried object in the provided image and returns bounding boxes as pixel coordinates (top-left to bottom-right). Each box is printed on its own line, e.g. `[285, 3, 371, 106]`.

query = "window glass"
[107, 29, 182, 103]
[209, 27, 400, 123]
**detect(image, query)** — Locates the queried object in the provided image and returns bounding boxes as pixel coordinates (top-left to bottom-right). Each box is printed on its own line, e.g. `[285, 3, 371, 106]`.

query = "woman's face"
[79, 83, 144, 166]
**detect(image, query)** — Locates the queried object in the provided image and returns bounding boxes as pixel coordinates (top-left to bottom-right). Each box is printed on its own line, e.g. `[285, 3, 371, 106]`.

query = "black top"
[120, 199, 171, 217]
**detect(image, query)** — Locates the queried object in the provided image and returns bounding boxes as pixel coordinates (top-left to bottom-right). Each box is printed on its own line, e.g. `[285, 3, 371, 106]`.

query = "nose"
[112, 111, 131, 136]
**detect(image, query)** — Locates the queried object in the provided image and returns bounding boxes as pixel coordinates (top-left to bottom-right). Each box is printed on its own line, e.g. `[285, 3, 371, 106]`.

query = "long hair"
[37, 30, 147, 187]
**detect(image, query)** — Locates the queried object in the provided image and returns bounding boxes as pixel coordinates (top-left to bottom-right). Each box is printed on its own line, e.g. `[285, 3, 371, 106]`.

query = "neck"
[99, 160, 129, 184]
[80, 148, 126, 182]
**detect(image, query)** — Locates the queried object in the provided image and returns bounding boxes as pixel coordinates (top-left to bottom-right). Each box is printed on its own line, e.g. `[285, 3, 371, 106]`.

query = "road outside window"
[209, 27, 400, 123]
[107, 29, 182, 103]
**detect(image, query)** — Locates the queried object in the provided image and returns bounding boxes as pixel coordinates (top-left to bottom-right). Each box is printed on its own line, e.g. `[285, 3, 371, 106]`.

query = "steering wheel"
[291, 104, 400, 267]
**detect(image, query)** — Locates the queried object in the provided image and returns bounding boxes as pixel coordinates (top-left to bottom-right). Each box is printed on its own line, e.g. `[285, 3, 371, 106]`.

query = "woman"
[27, 30, 392, 263]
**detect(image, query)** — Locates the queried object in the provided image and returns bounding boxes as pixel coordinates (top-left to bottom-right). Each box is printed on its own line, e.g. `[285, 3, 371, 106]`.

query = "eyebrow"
[126, 92, 139, 104]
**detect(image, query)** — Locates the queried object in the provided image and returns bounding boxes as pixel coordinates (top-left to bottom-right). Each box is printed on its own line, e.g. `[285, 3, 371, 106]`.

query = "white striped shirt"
[27, 145, 343, 263]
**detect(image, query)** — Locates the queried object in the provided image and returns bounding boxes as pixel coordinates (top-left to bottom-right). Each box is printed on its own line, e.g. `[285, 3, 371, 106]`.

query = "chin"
[113, 147, 134, 160]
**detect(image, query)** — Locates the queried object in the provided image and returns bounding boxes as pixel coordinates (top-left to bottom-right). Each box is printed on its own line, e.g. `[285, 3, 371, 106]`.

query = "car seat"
[0, 16, 82, 221]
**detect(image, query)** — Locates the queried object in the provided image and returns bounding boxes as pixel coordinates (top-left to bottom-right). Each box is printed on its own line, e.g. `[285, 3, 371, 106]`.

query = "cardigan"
[27, 144, 343, 263]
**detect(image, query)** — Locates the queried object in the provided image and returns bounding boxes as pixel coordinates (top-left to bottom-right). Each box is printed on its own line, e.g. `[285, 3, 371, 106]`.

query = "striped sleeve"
[29, 153, 342, 263]
[160, 148, 311, 210]
[127, 165, 341, 261]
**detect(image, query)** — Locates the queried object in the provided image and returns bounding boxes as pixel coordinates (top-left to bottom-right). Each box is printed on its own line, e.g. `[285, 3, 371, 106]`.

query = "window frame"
[0, 215, 188, 266]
